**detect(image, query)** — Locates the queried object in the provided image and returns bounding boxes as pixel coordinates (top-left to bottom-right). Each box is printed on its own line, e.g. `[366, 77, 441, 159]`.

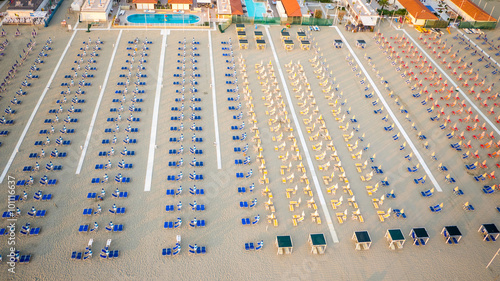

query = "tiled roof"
[396, 0, 438, 20]
[449, 0, 496, 22]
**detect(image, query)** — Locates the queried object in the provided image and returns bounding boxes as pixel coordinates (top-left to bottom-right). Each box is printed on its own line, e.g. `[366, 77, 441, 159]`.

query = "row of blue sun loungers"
[245, 241, 263, 251]
[162, 37, 207, 255]
[222, 40, 263, 242]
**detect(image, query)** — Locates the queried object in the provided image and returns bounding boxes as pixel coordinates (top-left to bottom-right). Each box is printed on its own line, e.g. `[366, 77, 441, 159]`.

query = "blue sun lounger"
[33, 210, 46, 217]
[83, 208, 93, 216]
[242, 218, 251, 225]
[2, 211, 14, 219]
[105, 225, 123, 232]
[109, 207, 125, 214]
[189, 188, 204, 195]
[115, 177, 131, 183]
[245, 243, 255, 251]
[118, 163, 133, 169]
[71, 251, 83, 260]
[430, 204, 443, 212]
[193, 205, 205, 211]
[23, 166, 34, 172]
[112, 191, 128, 198]
[18, 254, 31, 263]
[483, 186, 496, 194]
[79, 224, 89, 232]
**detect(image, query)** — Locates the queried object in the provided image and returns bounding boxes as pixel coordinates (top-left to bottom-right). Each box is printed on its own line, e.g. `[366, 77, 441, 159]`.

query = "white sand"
[0, 3, 499, 280]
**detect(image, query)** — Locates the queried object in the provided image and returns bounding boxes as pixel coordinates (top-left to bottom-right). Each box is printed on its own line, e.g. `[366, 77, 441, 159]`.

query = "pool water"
[244, 0, 267, 18]
[127, 14, 201, 24]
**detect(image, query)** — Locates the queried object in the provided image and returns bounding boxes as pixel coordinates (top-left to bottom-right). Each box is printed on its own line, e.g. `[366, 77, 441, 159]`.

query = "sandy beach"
[0, 1, 499, 279]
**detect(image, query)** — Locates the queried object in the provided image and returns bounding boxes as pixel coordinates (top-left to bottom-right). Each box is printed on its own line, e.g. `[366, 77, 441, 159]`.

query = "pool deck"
[114, 9, 210, 28]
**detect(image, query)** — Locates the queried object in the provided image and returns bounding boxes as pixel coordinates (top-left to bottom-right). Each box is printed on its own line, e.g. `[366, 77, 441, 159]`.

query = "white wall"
[172, 3, 190, 10]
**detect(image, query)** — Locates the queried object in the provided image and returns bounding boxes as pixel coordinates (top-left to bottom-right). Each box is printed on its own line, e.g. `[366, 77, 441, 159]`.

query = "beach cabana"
[280, 30, 290, 40]
[283, 40, 294, 51]
[237, 31, 247, 40]
[236, 24, 245, 32]
[300, 40, 310, 50]
[254, 31, 263, 40]
[353, 231, 371, 250]
[356, 40, 366, 49]
[276, 235, 293, 254]
[479, 224, 499, 242]
[309, 233, 326, 254]
[296, 31, 306, 41]
[238, 39, 248, 49]
[334, 39, 343, 48]
[256, 39, 266, 50]
[385, 229, 405, 250]
[441, 226, 462, 244]
[410, 228, 429, 246]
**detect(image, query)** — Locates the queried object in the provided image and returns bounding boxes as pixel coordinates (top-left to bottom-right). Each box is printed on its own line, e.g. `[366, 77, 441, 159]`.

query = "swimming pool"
[127, 14, 201, 24]
[244, 0, 267, 18]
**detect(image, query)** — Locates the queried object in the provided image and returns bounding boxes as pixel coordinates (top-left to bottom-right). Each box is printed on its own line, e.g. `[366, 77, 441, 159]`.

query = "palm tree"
[379, 0, 389, 16]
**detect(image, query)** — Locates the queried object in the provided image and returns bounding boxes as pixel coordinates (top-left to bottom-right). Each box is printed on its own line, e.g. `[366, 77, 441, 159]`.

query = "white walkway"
[265, 26, 340, 243]
[208, 29, 222, 170]
[333, 26, 443, 192]
[144, 29, 169, 191]
[76, 30, 123, 174]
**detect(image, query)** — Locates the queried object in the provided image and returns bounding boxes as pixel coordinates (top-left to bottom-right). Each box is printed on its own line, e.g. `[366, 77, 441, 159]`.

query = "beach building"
[395, 0, 438, 26]
[216, 0, 242, 21]
[79, 0, 112, 22]
[444, 0, 496, 26]
[276, 0, 302, 23]
[168, 0, 193, 10]
[342, 0, 378, 30]
[7, 0, 47, 17]
[132, 0, 156, 10]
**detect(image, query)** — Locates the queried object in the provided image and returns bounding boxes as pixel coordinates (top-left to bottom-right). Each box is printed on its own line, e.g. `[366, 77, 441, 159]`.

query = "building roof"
[449, 0, 496, 22]
[281, 0, 302, 17]
[396, 0, 438, 20]
[8, 0, 44, 11]
[230, 0, 243, 15]
[168, 0, 193, 4]
[132, 0, 157, 3]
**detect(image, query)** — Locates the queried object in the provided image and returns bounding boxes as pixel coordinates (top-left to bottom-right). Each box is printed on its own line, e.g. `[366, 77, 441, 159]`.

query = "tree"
[314, 9, 323, 19]
[379, 0, 389, 16]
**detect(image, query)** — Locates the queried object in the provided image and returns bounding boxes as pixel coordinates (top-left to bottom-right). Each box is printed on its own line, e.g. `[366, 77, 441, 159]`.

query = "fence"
[424, 20, 449, 29]
[458, 21, 497, 30]
[230, 15, 333, 26]
[218, 20, 231, 33]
